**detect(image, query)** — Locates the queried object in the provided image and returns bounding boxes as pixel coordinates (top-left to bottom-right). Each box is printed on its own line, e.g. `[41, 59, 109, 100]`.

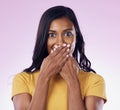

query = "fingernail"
[67, 44, 70, 47]
[63, 43, 67, 47]
[66, 54, 69, 58]
[67, 48, 70, 52]
[70, 53, 72, 57]
[54, 45, 58, 48]
[51, 50, 53, 53]
[53, 48, 56, 51]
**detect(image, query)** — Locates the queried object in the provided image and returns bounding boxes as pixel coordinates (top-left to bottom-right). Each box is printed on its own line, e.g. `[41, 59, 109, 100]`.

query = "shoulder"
[12, 70, 40, 88]
[12, 72, 30, 85]
[78, 70, 105, 83]
[78, 70, 107, 102]
[13, 70, 39, 82]
[12, 71, 39, 98]
[13, 72, 30, 79]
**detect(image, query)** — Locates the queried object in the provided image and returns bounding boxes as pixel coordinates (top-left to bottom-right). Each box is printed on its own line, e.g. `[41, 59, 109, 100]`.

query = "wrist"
[67, 79, 80, 90]
[38, 71, 51, 84]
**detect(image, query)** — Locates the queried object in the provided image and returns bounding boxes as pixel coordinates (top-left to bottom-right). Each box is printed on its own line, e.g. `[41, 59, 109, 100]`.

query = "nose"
[56, 35, 64, 45]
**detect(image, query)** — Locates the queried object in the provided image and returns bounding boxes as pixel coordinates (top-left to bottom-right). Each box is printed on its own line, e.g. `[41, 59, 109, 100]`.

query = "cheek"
[64, 37, 76, 53]
[47, 38, 56, 53]
[64, 38, 73, 44]
[70, 41, 76, 54]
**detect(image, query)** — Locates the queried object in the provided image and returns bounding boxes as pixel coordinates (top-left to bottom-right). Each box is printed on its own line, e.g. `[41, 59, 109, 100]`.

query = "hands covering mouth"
[51, 43, 72, 57]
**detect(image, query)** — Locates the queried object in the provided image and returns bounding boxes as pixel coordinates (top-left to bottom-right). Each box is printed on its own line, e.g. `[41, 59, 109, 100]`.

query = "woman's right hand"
[39, 44, 70, 79]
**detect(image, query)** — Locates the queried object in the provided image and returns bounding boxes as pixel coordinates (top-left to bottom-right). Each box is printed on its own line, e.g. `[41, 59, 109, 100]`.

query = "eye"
[48, 33, 56, 38]
[64, 31, 73, 37]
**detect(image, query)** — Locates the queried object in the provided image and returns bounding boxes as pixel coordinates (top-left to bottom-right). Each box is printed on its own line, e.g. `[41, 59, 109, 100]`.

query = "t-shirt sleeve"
[86, 74, 107, 102]
[11, 73, 30, 99]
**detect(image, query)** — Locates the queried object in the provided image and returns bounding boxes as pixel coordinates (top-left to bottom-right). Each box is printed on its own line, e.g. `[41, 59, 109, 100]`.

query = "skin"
[13, 17, 104, 110]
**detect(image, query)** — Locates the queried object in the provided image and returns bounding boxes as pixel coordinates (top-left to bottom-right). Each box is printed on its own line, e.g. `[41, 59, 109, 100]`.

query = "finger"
[70, 56, 80, 68]
[70, 57, 80, 75]
[56, 47, 70, 59]
[59, 54, 69, 67]
[67, 58, 78, 77]
[50, 46, 64, 56]
[50, 44, 68, 57]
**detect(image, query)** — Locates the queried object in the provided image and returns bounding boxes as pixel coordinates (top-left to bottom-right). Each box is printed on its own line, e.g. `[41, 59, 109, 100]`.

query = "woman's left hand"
[60, 56, 80, 86]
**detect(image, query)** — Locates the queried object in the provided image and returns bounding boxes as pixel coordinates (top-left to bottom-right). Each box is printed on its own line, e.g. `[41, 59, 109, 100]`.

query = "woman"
[12, 6, 107, 110]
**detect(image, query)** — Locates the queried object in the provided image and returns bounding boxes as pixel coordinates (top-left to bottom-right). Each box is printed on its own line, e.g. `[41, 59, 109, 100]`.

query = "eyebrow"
[64, 28, 73, 31]
[48, 30, 56, 33]
[48, 28, 73, 32]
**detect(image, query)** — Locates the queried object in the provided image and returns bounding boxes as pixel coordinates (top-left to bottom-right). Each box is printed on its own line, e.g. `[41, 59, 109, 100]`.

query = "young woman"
[12, 6, 107, 110]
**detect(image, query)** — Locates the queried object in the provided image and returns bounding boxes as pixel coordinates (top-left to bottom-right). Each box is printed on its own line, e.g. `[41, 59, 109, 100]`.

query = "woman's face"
[47, 17, 76, 54]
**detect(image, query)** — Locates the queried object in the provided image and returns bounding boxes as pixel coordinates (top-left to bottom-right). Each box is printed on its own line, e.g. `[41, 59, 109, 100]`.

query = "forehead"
[49, 17, 74, 30]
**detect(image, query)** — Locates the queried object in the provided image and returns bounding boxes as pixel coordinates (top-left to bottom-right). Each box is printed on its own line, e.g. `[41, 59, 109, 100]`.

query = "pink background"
[0, 0, 120, 109]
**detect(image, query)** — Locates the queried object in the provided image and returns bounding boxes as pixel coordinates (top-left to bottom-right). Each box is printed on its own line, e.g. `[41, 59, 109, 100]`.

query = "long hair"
[24, 6, 95, 73]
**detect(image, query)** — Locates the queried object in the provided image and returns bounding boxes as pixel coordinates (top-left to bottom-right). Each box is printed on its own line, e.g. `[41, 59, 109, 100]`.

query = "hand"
[60, 56, 80, 86]
[40, 44, 70, 79]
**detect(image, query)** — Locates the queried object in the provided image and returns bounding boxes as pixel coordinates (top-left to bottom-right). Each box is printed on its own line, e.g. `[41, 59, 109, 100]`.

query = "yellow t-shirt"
[12, 70, 107, 110]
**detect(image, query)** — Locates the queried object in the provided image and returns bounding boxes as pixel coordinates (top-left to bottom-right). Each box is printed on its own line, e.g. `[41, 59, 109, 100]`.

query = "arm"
[67, 79, 86, 110]
[13, 76, 50, 110]
[28, 74, 50, 110]
[60, 56, 105, 110]
[12, 45, 70, 110]
[85, 96, 104, 110]
[67, 81, 104, 110]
